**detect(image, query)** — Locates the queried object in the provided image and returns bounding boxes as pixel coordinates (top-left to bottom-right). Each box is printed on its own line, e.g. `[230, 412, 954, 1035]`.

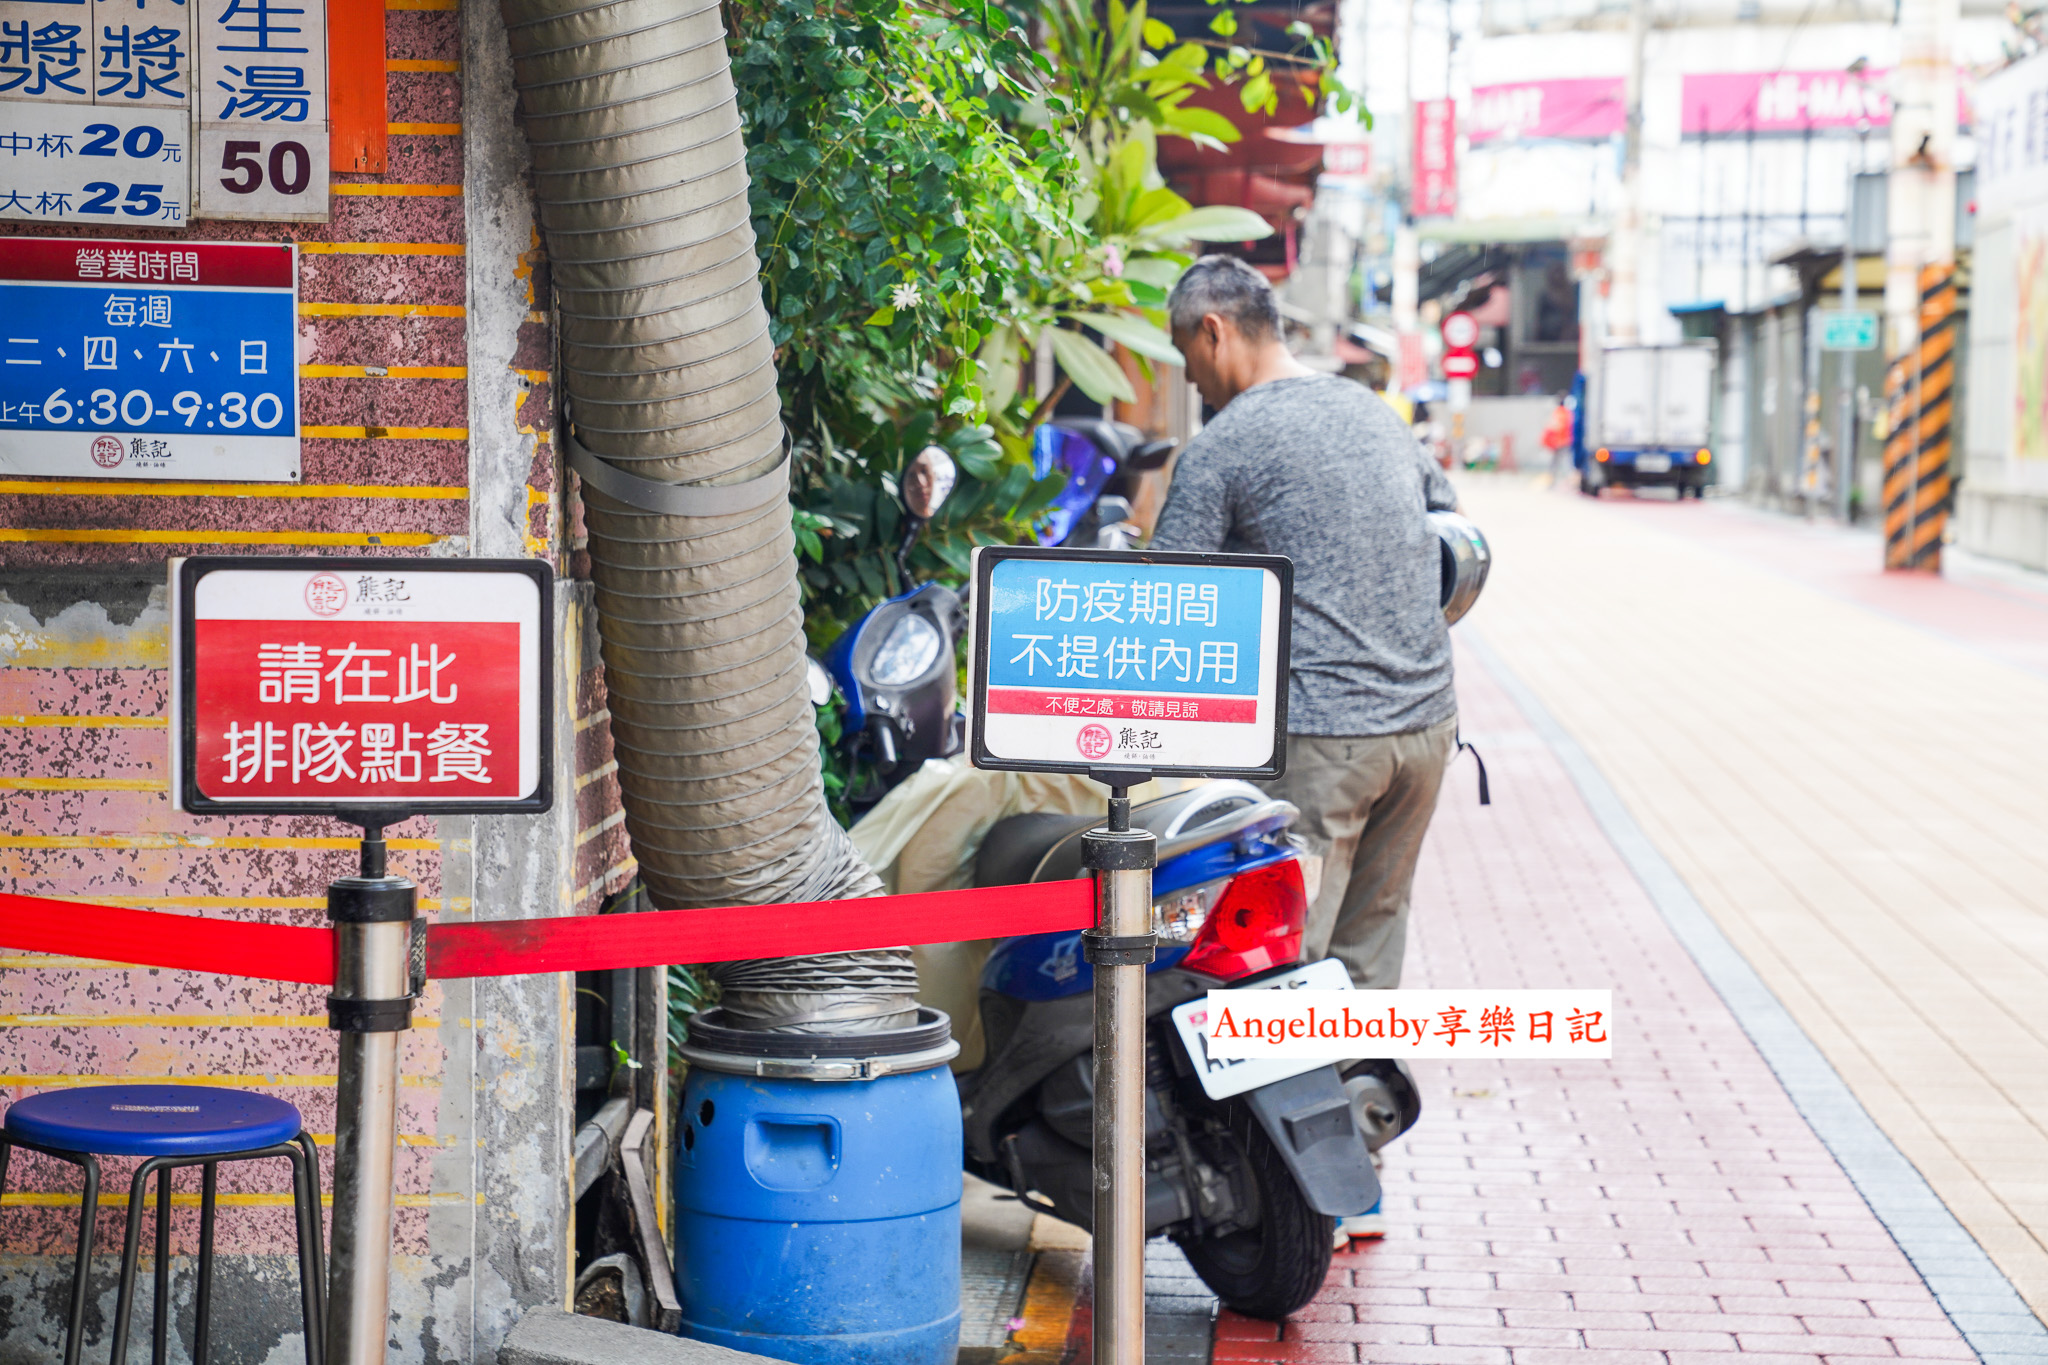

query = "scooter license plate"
[1635, 454, 1672, 473]
[1170, 957, 1353, 1101]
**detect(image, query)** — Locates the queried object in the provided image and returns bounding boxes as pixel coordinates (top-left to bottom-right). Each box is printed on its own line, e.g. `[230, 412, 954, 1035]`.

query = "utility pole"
[1837, 121, 1867, 524]
[1881, 0, 1959, 569]
[1392, 0, 1420, 347]
[1607, 0, 1649, 345]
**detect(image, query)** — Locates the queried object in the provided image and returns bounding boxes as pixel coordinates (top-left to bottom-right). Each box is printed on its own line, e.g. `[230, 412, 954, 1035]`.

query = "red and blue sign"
[0, 236, 298, 481]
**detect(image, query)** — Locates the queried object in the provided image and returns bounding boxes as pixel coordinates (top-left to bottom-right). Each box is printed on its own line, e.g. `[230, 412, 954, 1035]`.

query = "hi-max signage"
[171, 557, 554, 815]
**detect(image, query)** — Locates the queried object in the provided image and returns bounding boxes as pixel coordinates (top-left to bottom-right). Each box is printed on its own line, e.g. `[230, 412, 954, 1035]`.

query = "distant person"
[1151, 255, 1459, 998]
[1542, 393, 1573, 481]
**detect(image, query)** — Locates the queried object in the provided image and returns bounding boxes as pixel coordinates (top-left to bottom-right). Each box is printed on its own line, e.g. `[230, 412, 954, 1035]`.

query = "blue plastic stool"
[0, 1084, 325, 1365]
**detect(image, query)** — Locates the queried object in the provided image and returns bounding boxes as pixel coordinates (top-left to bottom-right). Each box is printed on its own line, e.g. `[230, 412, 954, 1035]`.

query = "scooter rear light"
[1177, 860, 1307, 981]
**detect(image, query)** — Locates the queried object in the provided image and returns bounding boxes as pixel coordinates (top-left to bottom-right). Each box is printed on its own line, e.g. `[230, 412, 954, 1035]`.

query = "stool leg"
[287, 1141, 324, 1365]
[194, 1163, 217, 1365]
[294, 1132, 325, 1343]
[111, 1159, 161, 1365]
[152, 1165, 172, 1365]
[64, 1154, 100, 1365]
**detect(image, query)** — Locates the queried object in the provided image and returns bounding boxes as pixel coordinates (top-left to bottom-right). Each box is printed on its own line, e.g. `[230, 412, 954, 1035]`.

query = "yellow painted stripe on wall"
[0, 835, 438, 851]
[0, 777, 162, 791]
[25, 894, 467, 911]
[386, 58, 459, 71]
[0, 479, 466, 498]
[0, 530, 445, 546]
[299, 366, 468, 379]
[297, 242, 464, 256]
[302, 426, 468, 440]
[0, 714, 166, 728]
[331, 182, 462, 196]
[0, 1015, 442, 1028]
[389, 123, 461, 135]
[2, 1192, 468, 1208]
[299, 302, 464, 317]
[0, 1075, 440, 1088]
[310, 1134, 451, 1146]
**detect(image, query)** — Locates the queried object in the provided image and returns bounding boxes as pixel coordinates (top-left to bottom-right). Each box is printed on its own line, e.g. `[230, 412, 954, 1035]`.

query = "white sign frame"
[171, 556, 556, 819]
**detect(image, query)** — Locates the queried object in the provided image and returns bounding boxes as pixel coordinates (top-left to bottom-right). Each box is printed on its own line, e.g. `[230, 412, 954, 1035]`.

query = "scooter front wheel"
[1176, 1101, 1334, 1320]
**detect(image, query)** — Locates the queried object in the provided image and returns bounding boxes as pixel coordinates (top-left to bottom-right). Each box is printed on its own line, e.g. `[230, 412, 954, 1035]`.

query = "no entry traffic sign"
[966, 546, 1291, 779]
[170, 557, 554, 817]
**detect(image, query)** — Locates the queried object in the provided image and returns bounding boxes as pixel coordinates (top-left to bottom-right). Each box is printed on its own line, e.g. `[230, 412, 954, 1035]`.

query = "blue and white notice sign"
[969, 546, 1291, 778]
[0, 235, 299, 481]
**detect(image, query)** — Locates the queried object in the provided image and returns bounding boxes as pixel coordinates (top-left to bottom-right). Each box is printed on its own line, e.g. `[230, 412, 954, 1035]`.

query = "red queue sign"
[171, 557, 554, 817]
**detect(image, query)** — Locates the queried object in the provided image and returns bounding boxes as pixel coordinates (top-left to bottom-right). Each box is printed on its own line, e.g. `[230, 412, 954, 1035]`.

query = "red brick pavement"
[1215, 638, 1977, 1364]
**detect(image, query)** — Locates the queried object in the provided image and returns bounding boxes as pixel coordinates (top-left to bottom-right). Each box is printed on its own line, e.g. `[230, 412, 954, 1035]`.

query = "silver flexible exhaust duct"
[500, 0, 918, 1031]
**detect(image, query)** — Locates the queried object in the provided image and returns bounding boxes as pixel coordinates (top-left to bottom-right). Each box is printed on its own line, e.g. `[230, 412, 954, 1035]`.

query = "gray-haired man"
[1150, 255, 1459, 1001]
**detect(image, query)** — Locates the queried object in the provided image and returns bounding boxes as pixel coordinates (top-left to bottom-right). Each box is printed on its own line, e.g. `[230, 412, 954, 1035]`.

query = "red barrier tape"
[0, 881, 1097, 988]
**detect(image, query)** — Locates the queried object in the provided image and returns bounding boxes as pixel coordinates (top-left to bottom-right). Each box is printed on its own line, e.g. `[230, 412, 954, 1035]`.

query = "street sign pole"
[1082, 781, 1158, 1365]
[965, 545, 1292, 1365]
[170, 556, 554, 1365]
[324, 824, 419, 1365]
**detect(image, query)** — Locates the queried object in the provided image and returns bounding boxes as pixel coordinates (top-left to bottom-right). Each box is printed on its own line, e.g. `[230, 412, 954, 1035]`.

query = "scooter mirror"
[901, 445, 958, 520]
[1126, 437, 1179, 471]
[805, 656, 836, 708]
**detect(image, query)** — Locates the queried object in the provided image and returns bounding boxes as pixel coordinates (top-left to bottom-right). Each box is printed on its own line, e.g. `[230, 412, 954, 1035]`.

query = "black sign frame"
[967, 545, 1293, 781]
[172, 556, 555, 823]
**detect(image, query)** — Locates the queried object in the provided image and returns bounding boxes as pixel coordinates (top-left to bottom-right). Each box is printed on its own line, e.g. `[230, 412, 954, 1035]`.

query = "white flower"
[891, 281, 923, 310]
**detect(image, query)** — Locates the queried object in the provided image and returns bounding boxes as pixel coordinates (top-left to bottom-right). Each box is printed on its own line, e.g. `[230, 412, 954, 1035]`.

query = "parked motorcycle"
[818, 421, 1175, 807]
[819, 427, 1458, 1318]
[958, 782, 1421, 1319]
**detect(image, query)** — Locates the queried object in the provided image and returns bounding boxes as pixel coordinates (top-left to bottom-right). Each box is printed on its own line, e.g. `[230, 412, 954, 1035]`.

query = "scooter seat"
[973, 812, 1099, 888]
[974, 780, 1290, 887]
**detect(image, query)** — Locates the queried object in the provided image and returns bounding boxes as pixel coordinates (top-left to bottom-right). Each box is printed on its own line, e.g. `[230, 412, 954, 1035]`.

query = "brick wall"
[0, 2, 633, 1357]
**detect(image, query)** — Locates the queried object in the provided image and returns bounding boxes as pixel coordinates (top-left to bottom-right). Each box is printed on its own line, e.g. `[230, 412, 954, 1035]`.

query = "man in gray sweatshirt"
[1150, 255, 1459, 1000]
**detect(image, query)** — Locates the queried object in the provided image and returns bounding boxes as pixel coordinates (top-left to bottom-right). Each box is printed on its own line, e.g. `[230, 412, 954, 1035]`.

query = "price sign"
[194, 0, 330, 221]
[0, 236, 298, 480]
[968, 546, 1291, 779]
[0, 105, 189, 226]
[172, 557, 555, 816]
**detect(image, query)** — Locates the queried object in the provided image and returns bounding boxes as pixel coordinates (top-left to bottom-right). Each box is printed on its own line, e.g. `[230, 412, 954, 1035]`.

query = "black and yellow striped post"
[1881, 264, 1957, 572]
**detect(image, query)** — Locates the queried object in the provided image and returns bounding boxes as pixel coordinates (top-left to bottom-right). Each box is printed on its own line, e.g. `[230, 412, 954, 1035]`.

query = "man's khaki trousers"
[1263, 717, 1457, 990]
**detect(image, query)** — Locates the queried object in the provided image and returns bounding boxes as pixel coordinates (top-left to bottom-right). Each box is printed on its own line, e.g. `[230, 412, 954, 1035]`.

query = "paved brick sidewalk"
[1458, 477, 2048, 1316]
[1214, 637, 1979, 1364]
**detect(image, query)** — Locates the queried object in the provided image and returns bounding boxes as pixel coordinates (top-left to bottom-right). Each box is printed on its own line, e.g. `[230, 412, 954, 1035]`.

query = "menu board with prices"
[0, 0, 331, 223]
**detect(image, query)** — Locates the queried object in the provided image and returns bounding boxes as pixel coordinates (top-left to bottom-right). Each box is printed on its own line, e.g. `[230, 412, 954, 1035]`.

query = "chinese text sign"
[195, 0, 329, 220]
[970, 547, 1288, 777]
[175, 560, 551, 813]
[0, 236, 298, 480]
[1413, 98, 1457, 218]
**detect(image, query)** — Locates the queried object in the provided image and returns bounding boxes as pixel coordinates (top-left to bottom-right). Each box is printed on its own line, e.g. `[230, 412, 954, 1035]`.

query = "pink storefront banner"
[1414, 98, 1458, 217]
[1682, 71, 1890, 134]
[1681, 70, 1970, 134]
[1467, 78, 1624, 145]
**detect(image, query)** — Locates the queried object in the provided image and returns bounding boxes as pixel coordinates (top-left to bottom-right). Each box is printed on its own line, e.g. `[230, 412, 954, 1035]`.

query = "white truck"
[1581, 342, 1718, 498]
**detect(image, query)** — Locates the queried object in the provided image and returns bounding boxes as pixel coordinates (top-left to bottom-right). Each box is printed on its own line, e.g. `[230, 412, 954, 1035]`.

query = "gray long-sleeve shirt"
[1149, 374, 1458, 737]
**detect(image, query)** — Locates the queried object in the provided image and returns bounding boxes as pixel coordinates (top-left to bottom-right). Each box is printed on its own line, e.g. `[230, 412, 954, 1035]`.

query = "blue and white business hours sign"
[0, 235, 299, 481]
[968, 546, 1292, 778]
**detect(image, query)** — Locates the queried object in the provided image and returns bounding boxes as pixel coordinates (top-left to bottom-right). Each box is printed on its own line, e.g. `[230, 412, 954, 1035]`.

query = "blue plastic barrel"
[673, 1007, 961, 1365]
